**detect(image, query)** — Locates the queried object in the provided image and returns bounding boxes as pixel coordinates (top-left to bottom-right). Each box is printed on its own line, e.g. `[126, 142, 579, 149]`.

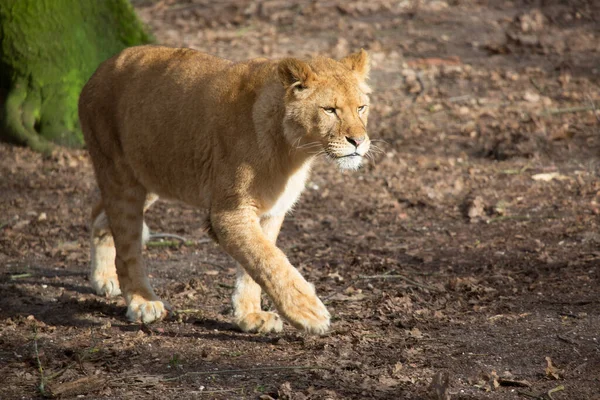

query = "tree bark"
[0, 0, 152, 152]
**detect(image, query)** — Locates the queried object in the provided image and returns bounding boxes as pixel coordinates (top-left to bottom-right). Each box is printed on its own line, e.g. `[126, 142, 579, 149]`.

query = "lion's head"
[278, 50, 371, 171]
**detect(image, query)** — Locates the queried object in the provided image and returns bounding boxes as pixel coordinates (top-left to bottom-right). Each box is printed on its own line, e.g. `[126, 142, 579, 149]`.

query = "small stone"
[523, 91, 540, 103]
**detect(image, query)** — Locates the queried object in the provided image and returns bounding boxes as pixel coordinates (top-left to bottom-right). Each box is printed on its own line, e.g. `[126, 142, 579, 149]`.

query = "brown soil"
[1, 1, 599, 399]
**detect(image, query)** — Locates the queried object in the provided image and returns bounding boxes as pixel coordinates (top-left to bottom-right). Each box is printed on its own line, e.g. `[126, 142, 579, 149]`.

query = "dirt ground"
[1, 0, 599, 399]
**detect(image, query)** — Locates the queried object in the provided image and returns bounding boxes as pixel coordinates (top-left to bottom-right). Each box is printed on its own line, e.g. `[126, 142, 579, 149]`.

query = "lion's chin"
[335, 155, 363, 171]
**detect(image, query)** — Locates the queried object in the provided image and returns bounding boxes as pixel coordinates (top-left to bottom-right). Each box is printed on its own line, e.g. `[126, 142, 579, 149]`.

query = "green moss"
[0, 0, 153, 150]
[4, 80, 52, 153]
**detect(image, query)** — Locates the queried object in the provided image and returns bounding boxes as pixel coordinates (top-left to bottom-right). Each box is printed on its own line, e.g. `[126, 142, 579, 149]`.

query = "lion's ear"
[340, 49, 370, 80]
[278, 58, 315, 90]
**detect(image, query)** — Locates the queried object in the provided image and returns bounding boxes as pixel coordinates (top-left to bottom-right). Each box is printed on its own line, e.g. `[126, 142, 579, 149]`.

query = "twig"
[358, 274, 440, 292]
[488, 215, 532, 223]
[189, 389, 243, 395]
[33, 327, 47, 396]
[149, 233, 188, 242]
[324, 269, 404, 302]
[447, 94, 472, 103]
[547, 385, 565, 400]
[146, 240, 187, 248]
[147, 235, 211, 248]
[10, 273, 32, 280]
[174, 309, 203, 314]
[162, 365, 329, 381]
[538, 104, 598, 116]
[500, 162, 531, 175]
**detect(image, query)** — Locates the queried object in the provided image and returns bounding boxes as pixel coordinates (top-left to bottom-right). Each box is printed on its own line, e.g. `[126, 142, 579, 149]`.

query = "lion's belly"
[262, 162, 312, 218]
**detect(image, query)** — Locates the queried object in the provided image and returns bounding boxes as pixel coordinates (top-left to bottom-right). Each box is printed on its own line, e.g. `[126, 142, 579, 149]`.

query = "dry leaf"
[489, 370, 500, 391]
[408, 327, 423, 339]
[392, 362, 404, 376]
[545, 356, 561, 380]
[278, 381, 294, 400]
[465, 195, 486, 222]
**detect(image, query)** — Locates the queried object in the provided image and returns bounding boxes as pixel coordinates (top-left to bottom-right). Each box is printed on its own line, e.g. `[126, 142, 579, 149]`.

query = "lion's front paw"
[126, 296, 169, 324]
[237, 311, 283, 333]
[90, 273, 122, 297]
[277, 283, 331, 334]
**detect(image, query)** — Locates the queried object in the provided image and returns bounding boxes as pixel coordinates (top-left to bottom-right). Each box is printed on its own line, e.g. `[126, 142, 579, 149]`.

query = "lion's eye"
[323, 107, 337, 115]
[358, 105, 367, 113]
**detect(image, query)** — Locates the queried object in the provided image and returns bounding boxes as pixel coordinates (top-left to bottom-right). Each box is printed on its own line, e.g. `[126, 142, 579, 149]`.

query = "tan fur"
[79, 45, 372, 333]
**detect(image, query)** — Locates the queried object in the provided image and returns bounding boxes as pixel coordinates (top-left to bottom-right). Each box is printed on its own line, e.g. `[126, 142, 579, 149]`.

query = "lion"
[78, 45, 372, 334]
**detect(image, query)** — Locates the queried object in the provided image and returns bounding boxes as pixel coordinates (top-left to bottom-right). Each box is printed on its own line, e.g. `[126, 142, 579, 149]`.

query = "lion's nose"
[345, 136, 365, 148]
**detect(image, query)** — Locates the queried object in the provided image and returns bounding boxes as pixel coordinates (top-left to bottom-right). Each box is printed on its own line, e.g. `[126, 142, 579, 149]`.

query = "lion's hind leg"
[89, 201, 120, 297]
[101, 179, 166, 324]
[89, 194, 158, 298]
[89, 170, 165, 324]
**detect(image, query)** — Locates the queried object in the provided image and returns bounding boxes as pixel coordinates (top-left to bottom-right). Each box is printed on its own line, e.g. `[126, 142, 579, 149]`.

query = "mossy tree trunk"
[0, 0, 152, 152]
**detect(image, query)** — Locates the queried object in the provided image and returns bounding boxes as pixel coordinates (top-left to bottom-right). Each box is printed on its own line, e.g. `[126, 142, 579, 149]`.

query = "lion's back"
[79, 45, 230, 129]
[80, 47, 229, 145]
[79, 46, 234, 200]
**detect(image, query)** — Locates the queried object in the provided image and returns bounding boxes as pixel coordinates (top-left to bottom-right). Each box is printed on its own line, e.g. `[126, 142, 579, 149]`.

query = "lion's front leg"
[232, 215, 285, 333]
[214, 210, 330, 334]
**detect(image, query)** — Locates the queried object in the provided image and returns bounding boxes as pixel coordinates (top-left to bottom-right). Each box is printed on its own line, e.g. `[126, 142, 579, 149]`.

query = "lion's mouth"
[336, 152, 361, 159]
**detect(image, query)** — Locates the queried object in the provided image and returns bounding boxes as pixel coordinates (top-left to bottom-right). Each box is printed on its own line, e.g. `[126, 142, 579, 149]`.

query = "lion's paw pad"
[90, 274, 121, 297]
[237, 311, 283, 333]
[126, 299, 168, 324]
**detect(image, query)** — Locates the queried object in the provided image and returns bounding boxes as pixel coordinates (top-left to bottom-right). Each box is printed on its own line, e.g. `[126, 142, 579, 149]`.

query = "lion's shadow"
[0, 263, 272, 342]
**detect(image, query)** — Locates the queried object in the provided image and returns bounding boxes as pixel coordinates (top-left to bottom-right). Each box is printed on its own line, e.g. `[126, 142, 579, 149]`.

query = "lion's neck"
[253, 76, 316, 176]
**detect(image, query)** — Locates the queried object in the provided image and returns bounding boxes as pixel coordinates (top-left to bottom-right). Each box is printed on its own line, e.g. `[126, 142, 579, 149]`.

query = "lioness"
[79, 45, 371, 334]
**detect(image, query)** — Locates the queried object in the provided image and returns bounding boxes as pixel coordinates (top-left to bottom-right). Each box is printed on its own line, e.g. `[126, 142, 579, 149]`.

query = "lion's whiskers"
[370, 138, 389, 145]
[290, 140, 322, 156]
[307, 149, 327, 157]
[296, 141, 321, 150]
[368, 144, 385, 155]
[289, 137, 302, 155]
